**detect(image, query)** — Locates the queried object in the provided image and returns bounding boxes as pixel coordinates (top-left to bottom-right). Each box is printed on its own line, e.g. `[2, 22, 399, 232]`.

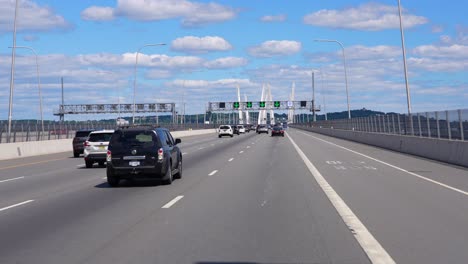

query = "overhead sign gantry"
[207, 100, 319, 112]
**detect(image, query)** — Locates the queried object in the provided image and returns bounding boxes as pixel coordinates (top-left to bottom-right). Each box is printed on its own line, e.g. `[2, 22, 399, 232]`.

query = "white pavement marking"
[286, 132, 395, 264]
[0, 176, 25, 183]
[162, 196, 184, 209]
[239, 151, 244, 154]
[182, 152, 188, 155]
[0, 200, 35, 213]
[211, 144, 215, 146]
[102, 177, 107, 180]
[198, 147, 205, 150]
[298, 131, 468, 197]
[228, 158, 234, 162]
[76, 164, 85, 168]
[246, 146, 251, 149]
[208, 170, 218, 176]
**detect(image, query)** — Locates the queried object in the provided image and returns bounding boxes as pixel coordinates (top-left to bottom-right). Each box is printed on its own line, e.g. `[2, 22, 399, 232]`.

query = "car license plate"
[129, 161, 140, 167]
[99, 146, 106, 149]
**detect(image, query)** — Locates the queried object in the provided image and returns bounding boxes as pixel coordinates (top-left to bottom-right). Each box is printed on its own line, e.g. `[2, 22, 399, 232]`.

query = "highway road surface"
[1, 128, 467, 264]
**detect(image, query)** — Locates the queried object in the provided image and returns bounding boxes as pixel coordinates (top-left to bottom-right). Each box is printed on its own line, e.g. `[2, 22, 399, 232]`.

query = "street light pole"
[7, 0, 19, 142]
[397, 0, 414, 135]
[9, 46, 44, 138]
[132, 43, 166, 124]
[314, 39, 351, 119]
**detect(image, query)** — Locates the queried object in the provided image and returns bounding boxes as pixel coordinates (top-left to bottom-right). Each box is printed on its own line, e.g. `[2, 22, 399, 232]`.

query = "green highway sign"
[259, 101, 266, 107]
[246, 101, 253, 108]
[274, 101, 281, 107]
[233, 102, 240, 109]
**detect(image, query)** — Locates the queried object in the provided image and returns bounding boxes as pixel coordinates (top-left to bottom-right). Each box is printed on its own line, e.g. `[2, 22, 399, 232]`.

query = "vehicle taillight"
[84, 141, 90, 147]
[106, 150, 112, 162]
[158, 148, 164, 161]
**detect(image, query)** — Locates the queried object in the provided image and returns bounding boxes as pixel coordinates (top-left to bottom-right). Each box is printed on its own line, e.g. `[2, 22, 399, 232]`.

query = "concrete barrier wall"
[0, 129, 216, 161]
[292, 126, 468, 168]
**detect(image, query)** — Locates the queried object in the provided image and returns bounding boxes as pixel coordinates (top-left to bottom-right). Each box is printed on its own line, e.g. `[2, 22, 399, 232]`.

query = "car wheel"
[73, 152, 79, 158]
[106, 168, 120, 187]
[85, 160, 93, 168]
[175, 157, 183, 179]
[218, 135, 221, 138]
[162, 161, 173, 185]
[230, 135, 233, 137]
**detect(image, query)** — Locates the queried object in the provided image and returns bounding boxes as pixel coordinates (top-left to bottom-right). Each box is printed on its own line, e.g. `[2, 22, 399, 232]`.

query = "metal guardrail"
[292, 109, 468, 141]
[0, 121, 216, 144]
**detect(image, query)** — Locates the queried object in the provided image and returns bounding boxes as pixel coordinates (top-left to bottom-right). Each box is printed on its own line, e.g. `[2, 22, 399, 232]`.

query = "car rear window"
[220, 126, 230, 130]
[273, 127, 282, 131]
[88, 132, 113, 142]
[75, 131, 92, 137]
[110, 130, 159, 147]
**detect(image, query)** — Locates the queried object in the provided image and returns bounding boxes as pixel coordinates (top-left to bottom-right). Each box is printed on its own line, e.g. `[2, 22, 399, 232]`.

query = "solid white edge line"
[208, 170, 218, 176]
[161, 195, 184, 209]
[286, 132, 395, 264]
[0, 200, 35, 212]
[297, 131, 468, 197]
[0, 176, 25, 183]
[228, 158, 234, 162]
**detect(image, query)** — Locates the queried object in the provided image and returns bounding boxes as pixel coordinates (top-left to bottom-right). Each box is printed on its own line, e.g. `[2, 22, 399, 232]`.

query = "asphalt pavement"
[0, 128, 467, 264]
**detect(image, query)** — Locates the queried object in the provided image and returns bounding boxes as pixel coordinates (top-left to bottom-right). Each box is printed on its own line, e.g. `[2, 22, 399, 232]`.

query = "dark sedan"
[271, 126, 285, 137]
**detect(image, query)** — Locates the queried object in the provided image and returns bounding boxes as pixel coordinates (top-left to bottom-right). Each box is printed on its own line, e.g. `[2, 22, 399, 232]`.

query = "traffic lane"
[0, 131, 263, 264]
[295, 128, 468, 192]
[85, 128, 371, 264]
[0, 132, 235, 205]
[288, 128, 468, 264]
[180, 131, 256, 156]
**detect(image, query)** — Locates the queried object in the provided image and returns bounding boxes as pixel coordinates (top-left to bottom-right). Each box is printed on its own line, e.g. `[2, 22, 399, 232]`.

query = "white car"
[84, 130, 114, 168]
[237, 125, 246, 134]
[218, 125, 234, 138]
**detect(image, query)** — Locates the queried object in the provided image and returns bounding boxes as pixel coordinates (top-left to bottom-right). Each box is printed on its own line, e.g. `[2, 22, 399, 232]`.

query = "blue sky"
[0, 0, 467, 121]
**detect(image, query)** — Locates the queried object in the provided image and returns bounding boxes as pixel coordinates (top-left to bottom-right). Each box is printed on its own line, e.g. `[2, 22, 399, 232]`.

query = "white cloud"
[303, 3, 428, 31]
[432, 25, 444, 33]
[0, 0, 71, 33]
[260, 14, 287, 22]
[171, 36, 233, 54]
[412, 44, 468, 59]
[81, 0, 237, 27]
[81, 6, 115, 21]
[204, 57, 248, 69]
[248, 40, 301, 58]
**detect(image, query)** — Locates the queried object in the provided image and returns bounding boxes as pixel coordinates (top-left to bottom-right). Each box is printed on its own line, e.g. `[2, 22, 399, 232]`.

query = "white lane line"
[246, 146, 251, 149]
[286, 133, 395, 264]
[102, 177, 107, 180]
[208, 170, 218, 176]
[239, 151, 244, 154]
[298, 131, 468, 197]
[76, 164, 85, 168]
[211, 144, 215, 147]
[198, 147, 205, 150]
[182, 152, 188, 155]
[228, 158, 234, 162]
[161, 195, 184, 209]
[0, 200, 35, 213]
[0, 176, 24, 183]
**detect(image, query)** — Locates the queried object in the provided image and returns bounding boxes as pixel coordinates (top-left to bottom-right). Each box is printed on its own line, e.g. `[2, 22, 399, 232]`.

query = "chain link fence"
[293, 109, 468, 141]
[0, 120, 215, 144]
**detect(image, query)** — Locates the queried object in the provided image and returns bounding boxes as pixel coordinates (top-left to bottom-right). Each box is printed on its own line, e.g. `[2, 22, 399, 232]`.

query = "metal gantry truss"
[207, 100, 320, 112]
[54, 103, 176, 121]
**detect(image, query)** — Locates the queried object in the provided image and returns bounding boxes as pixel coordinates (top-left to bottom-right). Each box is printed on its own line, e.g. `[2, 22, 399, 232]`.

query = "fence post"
[459, 109, 464, 141]
[426, 112, 431, 138]
[446, 111, 451, 140]
[436, 112, 440, 139]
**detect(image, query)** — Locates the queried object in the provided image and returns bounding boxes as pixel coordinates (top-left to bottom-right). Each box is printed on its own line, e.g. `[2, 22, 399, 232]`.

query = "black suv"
[106, 126, 183, 187]
[73, 129, 94, 157]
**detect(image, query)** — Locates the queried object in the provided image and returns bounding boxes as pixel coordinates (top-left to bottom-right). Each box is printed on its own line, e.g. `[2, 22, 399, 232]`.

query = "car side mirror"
[175, 138, 182, 145]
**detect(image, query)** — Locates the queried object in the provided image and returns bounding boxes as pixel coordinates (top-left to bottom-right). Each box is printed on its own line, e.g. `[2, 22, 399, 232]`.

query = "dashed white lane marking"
[239, 151, 244, 154]
[182, 152, 188, 155]
[246, 146, 251, 149]
[0, 176, 25, 183]
[208, 170, 218, 176]
[198, 147, 205, 150]
[76, 164, 85, 168]
[228, 158, 234, 162]
[211, 144, 215, 146]
[161, 196, 184, 209]
[0, 200, 35, 213]
[102, 177, 107, 180]
[298, 131, 468, 197]
[287, 132, 395, 264]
